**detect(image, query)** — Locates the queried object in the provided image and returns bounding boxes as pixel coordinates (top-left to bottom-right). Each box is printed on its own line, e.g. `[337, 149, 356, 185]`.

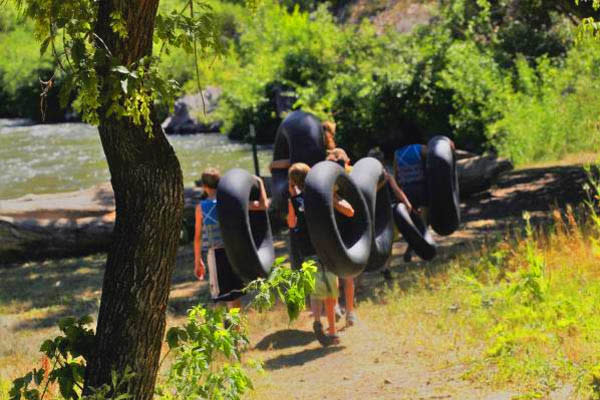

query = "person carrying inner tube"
[391, 139, 454, 262]
[287, 162, 354, 346]
[269, 120, 337, 172]
[194, 167, 269, 310]
[325, 148, 359, 327]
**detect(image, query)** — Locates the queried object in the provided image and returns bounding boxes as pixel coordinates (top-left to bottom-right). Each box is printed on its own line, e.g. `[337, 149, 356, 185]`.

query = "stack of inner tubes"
[426, 136, 461, 236]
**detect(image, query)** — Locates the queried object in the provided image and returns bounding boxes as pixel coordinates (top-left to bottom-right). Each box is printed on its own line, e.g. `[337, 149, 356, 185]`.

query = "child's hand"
[194, 259, 205, 280]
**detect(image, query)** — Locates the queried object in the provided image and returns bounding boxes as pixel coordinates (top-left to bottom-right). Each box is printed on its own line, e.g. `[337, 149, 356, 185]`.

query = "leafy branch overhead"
[12, 0, 224, 131]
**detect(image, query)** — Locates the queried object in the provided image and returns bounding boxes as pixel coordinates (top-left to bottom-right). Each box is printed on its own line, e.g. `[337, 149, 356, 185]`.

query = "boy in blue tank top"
[391, 140, 454, 261]
[194, 167, 269, 309]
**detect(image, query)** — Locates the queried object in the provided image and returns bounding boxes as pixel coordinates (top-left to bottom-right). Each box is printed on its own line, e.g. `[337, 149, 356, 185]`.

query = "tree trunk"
[83, 1, 183, 399]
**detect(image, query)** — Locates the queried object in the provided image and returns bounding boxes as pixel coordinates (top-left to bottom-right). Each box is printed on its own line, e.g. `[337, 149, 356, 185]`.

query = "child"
[325, 148, 359, 327]
[391, 140, 454, 261]
[194, 168, 269, 309]
[287, 162, 354, 346]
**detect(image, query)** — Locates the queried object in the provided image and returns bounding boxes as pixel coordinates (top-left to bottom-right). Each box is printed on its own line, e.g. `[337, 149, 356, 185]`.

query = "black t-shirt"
[290, 192, 316, 258]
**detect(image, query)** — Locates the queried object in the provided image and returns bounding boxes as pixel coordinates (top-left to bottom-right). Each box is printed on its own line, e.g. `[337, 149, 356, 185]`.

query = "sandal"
[314, 321, 341, 347]
[313, 321, 329, 346]
[326, 333, 340, 346]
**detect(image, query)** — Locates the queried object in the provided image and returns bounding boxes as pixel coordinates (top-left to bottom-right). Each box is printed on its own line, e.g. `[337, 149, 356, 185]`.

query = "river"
[0, 119, 272, 200]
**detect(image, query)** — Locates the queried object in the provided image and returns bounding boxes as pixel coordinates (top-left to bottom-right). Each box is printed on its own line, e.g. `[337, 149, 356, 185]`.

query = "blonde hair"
[201, 167, 221, 189]
[326, 148, 350, 165]
[288, 162, 310, 190]
[322, 120, 337, 151]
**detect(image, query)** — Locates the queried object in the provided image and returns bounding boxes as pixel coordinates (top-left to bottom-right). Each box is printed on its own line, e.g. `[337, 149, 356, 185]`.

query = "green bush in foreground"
[7, 260, 316, 400]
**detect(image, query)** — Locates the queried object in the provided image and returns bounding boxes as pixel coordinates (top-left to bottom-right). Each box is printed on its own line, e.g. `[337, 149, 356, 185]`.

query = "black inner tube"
[217, 169, 274, 282]
[350, 157, 394, 271]
[271, 110, 326, 212]
[334, 175, 370, 256]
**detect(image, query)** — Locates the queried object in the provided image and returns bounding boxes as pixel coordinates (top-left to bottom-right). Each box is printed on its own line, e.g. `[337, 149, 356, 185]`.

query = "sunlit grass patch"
[364, 194, 600, 397]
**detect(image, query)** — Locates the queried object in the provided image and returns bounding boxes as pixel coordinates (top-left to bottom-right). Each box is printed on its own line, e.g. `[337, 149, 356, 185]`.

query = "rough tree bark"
[83, 1, 183, 398]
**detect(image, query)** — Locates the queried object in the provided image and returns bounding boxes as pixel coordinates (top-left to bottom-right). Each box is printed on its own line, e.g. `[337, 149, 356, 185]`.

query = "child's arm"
[377, 169, 389, 191]
[249, 176, 270, 211]
[387, 172, 413, 213]
[287, 199, 297, 228]
[193, 205, 205, 280]
[333, 193, 355, 217]
[269, 159, 291, 171]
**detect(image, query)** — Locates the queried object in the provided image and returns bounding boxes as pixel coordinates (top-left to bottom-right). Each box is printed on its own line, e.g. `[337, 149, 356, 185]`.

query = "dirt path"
[241, 163, 591, 400]
[245, 311, 523, 400]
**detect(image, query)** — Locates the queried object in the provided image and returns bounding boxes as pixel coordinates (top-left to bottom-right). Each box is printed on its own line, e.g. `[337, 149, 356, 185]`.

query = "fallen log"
[457, 154, 513, 196]
[0, 155, 510, 264]
[0, 184, 203, 265]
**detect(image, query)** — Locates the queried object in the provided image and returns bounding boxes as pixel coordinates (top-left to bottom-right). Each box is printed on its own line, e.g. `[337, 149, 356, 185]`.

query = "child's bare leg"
[311, 298, 322, 322]
[324, 298, 337, 336]
[344, 278, 354, 313]
[344, 278, 358, 326]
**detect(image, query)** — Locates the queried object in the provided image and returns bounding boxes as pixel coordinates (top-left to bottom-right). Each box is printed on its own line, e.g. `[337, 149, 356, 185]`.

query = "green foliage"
[489, 42, 600, 164]
[160, 306, 258, 400]
[246, 257, 316, 322]
[8, 0, 223, 130]
[4, 0, 600, 162]
[9, 316, 96, 400]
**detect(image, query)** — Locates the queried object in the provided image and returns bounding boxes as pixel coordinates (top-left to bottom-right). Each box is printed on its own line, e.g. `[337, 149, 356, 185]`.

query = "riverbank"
[1, 156, 596, 398]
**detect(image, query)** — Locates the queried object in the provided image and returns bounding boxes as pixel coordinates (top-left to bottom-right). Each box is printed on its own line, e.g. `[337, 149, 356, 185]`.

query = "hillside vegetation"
[2, 0, 600, 164]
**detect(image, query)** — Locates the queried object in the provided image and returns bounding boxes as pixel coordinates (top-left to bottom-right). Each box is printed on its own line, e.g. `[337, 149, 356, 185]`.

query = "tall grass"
[364, 165, 600, 397]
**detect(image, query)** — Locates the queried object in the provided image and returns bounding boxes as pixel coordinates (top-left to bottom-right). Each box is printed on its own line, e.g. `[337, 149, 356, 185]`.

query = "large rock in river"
[162, 88, 223, 134]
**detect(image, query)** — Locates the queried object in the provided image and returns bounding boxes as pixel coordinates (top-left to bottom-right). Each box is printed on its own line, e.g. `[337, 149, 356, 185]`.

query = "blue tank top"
[394, 144, 425, 187]
[200, 198, 223, 250]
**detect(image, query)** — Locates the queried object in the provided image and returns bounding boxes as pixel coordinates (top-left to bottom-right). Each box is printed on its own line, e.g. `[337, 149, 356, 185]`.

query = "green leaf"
[40, 339, 56, 356]
[78, 315, 93, 325]
[32, 369, 44, 386]
[40, 36, 52, 56]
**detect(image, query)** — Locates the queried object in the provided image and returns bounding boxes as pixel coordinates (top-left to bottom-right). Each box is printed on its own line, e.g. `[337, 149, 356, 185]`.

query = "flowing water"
[0, 119, 272, 200]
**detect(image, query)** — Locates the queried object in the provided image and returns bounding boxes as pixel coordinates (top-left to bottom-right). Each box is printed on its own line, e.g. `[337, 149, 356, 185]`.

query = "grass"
[2, 162, 600, 399]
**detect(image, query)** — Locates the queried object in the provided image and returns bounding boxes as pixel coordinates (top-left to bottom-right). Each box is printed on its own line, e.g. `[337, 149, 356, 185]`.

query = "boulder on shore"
[162, 88, 223, 134]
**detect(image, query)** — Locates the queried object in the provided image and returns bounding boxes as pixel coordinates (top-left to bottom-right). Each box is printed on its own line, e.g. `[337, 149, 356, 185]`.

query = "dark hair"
[201, 167, 220, 189]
